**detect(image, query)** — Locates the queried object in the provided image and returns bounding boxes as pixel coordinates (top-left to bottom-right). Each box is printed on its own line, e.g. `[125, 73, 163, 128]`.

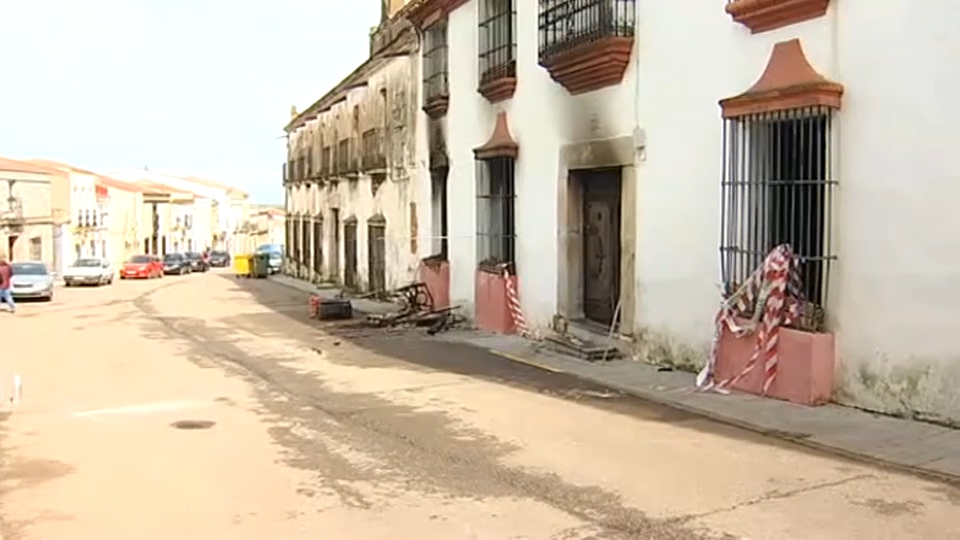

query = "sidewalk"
[269, 274, 960, 484]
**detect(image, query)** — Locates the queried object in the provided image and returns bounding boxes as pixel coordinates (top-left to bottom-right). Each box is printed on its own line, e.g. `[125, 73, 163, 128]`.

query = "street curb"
[263, 274, 960, 487]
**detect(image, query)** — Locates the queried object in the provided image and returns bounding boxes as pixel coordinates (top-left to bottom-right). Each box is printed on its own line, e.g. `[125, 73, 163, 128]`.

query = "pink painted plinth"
[418, 260, 450, 309]
[474, 269, 517, 334]
[714, 318, 836, 406]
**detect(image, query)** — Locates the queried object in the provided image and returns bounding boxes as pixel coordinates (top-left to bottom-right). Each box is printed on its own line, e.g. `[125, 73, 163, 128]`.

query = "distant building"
[0, 157, 65, 268]
[283, 0, 425, 291]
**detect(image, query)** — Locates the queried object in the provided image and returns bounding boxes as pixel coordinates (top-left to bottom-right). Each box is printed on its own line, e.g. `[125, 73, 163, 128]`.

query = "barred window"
[478, 0, 516, 84]
[720, 106, 837, 312]
[476, 157, 516, 272]
[423, 22, 449, 103]
[538, 0, 635, 59]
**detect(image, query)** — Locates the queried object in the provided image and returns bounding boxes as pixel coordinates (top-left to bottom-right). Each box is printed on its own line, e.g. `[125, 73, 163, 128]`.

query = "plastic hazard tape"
[696, 244, 803, 395]
[502, 265, 535, 339]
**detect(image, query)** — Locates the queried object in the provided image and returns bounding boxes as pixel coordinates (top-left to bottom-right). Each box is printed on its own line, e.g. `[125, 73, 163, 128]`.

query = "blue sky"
[0, 0, 380, 203]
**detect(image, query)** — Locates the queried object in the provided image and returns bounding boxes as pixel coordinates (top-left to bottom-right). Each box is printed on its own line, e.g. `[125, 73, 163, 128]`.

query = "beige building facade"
[0, 157, 66, 268]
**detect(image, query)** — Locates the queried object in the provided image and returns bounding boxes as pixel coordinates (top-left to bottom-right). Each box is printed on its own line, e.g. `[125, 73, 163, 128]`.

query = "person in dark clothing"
[0, 255, 14, 313]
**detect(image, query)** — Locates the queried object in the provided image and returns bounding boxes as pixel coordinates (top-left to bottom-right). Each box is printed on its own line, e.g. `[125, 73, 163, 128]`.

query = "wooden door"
[581, 169, 622, 326]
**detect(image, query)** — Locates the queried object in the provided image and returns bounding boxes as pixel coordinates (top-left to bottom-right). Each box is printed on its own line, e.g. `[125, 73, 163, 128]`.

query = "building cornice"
[284, 16, 418, 134]
[726, 0, 830, 34]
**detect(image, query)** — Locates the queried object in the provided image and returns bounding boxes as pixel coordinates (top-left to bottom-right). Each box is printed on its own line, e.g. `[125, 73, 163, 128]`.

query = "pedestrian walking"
[0, 254, 14, 313]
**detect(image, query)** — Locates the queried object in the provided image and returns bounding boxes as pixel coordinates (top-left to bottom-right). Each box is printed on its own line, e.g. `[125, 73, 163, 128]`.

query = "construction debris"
[542, 333, 621, 361]
[309, 294, 353, 320]
[362, 282, 464, 332]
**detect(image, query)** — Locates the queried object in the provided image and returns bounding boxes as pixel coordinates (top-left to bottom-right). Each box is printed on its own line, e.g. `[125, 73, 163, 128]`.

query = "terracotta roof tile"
[96, 176, 149, 193]
[0, 157, 62, 175]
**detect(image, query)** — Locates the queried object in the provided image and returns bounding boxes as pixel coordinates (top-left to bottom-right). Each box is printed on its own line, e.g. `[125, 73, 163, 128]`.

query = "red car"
[120, 254, 163, 279]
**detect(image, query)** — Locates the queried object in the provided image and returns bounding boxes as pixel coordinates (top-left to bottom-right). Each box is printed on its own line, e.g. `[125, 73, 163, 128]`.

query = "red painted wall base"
[474, 269, 518, 334]
[714, 318, 835, 406]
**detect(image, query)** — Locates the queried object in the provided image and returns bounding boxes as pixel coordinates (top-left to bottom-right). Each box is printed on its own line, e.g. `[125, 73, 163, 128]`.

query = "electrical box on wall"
[633, 127, 647, 162]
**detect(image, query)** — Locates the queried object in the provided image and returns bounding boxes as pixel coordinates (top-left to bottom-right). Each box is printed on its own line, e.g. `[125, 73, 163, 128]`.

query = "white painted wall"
[633, 0, 960, 421]
[109, 169, 230, 240]
[288, 51, 429, 290]
[441, 0, 640, 324]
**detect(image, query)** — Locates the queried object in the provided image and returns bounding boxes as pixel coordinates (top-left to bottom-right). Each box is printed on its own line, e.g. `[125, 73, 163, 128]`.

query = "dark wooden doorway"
[580, 168, 622, 326]
[330, 208, 340, 282]
[343, 216, 358, 290]
[431, 168, 449, 258]
[313, 216, 323, 277]
[368, 215, 386, 293]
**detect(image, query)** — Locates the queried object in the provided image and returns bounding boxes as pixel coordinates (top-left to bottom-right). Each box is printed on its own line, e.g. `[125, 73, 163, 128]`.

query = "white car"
[9, 261, 55, 301]
[63, 258, 114, 287]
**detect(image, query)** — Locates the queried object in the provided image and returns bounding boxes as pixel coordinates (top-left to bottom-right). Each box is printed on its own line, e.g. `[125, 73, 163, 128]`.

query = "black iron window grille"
[720, 105, 837, 318]
[538, 0, 635, 59]
[476, 157, 516, 272]
[423, 22, 449, 103]
[478, 0, 516, 84]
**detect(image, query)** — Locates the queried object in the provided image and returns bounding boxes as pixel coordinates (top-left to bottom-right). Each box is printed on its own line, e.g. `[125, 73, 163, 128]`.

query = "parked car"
[121, 255, 163, 279]
[183, 251, 209, 273]
[208, 250, 231, 267]
[163, 253, 191, 275]
[9, 261, 54, 301]
[255, 244, 283, 274]
[63, 257, 114, 286]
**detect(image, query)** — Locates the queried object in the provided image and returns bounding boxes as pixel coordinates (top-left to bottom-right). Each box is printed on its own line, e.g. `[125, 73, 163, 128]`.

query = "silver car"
[9, 261, 54, 301]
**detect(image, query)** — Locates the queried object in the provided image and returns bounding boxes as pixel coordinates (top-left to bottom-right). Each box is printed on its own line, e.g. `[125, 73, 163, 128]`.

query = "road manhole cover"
[171, 420, 216, 430]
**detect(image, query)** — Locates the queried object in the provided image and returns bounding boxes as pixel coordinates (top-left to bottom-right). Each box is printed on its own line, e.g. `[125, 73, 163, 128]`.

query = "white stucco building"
[284, 1, 428, 292]
[107, 169, 216, 253]
[407, 0, 960, 423]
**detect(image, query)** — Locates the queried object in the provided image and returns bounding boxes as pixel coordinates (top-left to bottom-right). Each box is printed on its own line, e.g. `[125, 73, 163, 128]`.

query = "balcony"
[321, 146, 332, 177]
[361, 128, 387, 172]
[538, 0, 635, 95]
[305, 149, 315, 180]
[337, 139, 358, 178]
[1, 196, 24, 231]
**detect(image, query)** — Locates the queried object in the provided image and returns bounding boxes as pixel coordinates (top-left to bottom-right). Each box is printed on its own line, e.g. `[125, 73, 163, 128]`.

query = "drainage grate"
[170, 420, 216, 430]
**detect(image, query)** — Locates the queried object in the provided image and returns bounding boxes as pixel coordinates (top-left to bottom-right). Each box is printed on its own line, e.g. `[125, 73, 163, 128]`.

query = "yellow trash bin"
[233, 254, 252, 278]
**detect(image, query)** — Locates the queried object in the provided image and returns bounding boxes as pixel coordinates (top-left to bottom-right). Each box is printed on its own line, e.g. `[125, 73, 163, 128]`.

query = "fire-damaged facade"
[283, 1, 429, 293]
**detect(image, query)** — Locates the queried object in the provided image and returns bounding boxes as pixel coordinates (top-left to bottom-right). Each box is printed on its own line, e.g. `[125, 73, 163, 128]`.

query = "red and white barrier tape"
[501, 265, 534, 338]
[696, 244, 802, 395]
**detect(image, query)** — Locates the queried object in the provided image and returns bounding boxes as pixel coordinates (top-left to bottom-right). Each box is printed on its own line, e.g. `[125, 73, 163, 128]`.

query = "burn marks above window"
[538, 0, 635, 95]
[478, 0, 517, 103]
[423, 21, 450, 118]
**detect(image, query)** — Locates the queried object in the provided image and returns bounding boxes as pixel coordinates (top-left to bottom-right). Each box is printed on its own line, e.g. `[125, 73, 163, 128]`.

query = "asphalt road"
[0, 271, 957, 540]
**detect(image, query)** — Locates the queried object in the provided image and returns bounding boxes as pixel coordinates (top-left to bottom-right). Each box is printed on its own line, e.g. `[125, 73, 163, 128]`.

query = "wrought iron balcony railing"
[337, 139, 357, 175]
[361, 128, 387, 171]
[321, 146, 332, 176]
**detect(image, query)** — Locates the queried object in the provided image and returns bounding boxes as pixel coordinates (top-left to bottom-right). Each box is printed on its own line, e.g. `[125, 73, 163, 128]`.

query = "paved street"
[0, 272, 958, 540]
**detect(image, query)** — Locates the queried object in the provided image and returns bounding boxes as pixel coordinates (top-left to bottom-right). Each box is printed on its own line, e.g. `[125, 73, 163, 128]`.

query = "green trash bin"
[251, 252, 271, 278]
